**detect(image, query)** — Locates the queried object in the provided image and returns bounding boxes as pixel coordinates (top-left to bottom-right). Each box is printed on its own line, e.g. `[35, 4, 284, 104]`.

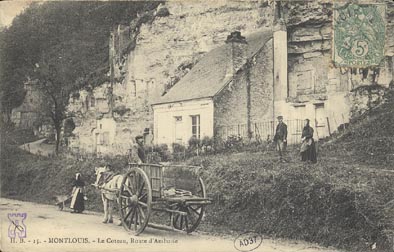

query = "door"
[314, 103, 329, 138]
[174, 116, 183, 144]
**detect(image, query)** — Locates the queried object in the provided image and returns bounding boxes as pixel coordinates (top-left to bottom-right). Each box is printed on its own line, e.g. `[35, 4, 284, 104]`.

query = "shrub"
[224, 134, 243, 151]
[172, 142, 186, 153]
[188, 136, 201, 149]
[113, 105, 130, 116]
[156, 6, 170, 17]
[146, 144, 171, 162]
[172, 143, 187, 161]
[201, 136, 214, 153]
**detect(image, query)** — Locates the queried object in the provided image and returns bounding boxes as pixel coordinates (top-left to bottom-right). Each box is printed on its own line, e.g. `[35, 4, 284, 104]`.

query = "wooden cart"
[118, 163, 212, 235]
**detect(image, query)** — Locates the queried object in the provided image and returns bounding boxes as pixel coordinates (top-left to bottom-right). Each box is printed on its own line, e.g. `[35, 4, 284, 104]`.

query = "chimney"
[225, 31, 248, 79]
[273, 19, 287, 101]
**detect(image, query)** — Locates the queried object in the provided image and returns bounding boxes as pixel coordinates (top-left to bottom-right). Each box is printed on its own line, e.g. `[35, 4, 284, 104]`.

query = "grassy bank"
[1, 144, 393, 251]
[0, 146, 129, 212]
[188, 150, 393, 251]
[1, 91, 394, 251]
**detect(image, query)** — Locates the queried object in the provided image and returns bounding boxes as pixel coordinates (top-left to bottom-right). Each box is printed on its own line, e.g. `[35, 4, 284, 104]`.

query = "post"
[109, 28, 116, 115]
[246, 62, 252, 139]
[326, 117, 331, 136]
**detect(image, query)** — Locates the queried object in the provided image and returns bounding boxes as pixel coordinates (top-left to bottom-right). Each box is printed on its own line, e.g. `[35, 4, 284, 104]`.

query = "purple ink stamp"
[8, 213, 27, 240]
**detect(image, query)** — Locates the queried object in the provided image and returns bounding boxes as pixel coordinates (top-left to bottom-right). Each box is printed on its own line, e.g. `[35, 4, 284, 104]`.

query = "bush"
[224, 134, 243, 151]
[172, 142, 186, 153]
[113, 105, 130, 117]
[145, 144, 171, 162]
[172, 143, 186, 161]
[155, 6, 170, 17]
[188, 136, 201, 150]
[201, 136, 214, 153]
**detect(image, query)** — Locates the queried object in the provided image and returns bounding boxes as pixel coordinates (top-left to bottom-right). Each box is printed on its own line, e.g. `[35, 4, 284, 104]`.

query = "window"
[99, 132, 110, 145]
[174, 116, 183, 143]
[191, 115, 200, 139]
[90, 96, 95, 107]
[295, 70, 315, 92]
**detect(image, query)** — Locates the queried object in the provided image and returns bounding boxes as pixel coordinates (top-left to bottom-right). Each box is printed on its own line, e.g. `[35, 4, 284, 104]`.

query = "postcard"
[1, 1, 393, 252]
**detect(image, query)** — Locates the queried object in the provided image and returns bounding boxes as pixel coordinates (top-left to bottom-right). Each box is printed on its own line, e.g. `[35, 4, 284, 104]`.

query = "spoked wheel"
[171, 178, 206, 233]
[118, 167, 152, 235]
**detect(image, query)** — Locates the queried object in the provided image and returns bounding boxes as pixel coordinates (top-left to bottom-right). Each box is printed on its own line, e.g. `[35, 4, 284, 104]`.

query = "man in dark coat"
[135, 135, 146, 163]
[274, 116, 287, 162]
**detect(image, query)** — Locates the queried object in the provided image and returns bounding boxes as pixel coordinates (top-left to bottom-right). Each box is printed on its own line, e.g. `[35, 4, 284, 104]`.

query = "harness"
[96, 171, 120, 199]
[102, 172, 116, 184]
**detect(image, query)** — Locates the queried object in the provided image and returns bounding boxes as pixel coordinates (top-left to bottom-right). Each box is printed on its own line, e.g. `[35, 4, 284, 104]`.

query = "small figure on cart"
[70, 173, 87, 213]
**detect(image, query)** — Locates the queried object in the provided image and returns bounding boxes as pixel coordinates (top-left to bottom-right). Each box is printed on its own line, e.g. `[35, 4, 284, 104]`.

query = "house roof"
[152, 29, 273, 105]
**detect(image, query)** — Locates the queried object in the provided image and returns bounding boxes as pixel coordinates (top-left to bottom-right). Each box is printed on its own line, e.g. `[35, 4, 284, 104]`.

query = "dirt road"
[0, 198, 340, 252]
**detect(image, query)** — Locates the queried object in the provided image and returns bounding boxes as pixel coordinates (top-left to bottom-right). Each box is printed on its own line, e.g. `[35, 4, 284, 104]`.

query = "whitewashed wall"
[153, 98, 214, 147]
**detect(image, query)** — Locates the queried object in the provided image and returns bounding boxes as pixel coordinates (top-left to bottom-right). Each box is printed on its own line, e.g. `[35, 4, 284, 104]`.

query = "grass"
[1, 90, 394, 252]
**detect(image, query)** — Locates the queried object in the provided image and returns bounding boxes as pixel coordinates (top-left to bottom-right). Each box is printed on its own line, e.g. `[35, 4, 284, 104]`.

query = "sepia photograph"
[0, 0, 393, 251]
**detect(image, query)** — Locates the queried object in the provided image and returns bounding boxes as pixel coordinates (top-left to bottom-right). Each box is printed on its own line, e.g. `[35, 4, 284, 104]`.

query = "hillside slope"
[1, 90, 394, 251]
[322, 88, 394, 167]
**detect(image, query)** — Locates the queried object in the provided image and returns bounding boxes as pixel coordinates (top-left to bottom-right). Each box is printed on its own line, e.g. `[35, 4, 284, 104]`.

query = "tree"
[0, 29, 26, 123]
[0, 1, 161, 153]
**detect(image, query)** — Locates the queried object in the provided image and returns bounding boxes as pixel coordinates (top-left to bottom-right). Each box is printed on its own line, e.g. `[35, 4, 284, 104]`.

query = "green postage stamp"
[333, 3, 386, 67]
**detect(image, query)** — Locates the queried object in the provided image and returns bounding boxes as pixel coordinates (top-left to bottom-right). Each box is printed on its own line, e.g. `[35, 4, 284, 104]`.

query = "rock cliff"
[67, 1, 394, 155]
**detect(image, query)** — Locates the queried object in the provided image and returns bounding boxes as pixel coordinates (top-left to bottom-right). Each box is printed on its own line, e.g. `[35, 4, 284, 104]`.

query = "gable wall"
[214, 40, 274, 139]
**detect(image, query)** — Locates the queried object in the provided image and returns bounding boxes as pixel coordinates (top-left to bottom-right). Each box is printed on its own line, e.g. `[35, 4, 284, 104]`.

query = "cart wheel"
[118, 167, 152, 236]
[171, 178, 206, 233]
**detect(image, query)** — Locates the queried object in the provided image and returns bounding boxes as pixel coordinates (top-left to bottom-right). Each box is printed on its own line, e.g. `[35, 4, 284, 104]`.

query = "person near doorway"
[300, 119, 317, 163]
[274, 115, 287, 162]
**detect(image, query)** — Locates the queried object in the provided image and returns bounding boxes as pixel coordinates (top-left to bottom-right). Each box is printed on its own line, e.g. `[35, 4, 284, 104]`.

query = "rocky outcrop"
[67, 1, 394, 155]
[67, 1, 273, 154]
[349, 84, 390, 119]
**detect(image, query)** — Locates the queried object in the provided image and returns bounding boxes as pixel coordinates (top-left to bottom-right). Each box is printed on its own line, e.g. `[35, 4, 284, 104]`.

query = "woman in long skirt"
[300, 119, 317, 163]
[70, 173, 86, 213]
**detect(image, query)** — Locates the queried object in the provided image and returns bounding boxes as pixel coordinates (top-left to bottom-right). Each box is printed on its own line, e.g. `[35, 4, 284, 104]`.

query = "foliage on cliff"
[0, 1, 161, 153]
[0, 1, 160, 119]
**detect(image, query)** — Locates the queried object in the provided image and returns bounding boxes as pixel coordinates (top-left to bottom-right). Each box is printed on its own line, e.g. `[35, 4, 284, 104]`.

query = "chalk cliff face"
[68, 0, 273, 154]
[67, 1, 394, 155]
[126, 1, 271, 99]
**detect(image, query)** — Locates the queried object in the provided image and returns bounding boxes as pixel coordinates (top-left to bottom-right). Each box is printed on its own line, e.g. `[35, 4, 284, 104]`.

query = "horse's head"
[94, 166, 108, 187]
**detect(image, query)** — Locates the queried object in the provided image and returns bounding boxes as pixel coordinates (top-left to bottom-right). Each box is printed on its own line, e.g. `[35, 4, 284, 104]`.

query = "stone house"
[11, 81, 42, 129]
[11, 80, 54, 137]
[67, 1, 394, 154]
[152, 30, 274, 146]
[152, 3, 394, 146]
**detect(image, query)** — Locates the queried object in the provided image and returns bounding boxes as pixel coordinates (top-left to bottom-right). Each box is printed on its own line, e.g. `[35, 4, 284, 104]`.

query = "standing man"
[135, 135, 146, 164]
[274, 115, 287, 162]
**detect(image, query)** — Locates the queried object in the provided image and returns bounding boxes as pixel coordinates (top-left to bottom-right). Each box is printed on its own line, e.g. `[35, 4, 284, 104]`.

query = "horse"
[93, 166, 124, 224]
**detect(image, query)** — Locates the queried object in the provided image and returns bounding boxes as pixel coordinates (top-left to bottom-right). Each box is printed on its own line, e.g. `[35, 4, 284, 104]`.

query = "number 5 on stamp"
[333, 3, 386, 67]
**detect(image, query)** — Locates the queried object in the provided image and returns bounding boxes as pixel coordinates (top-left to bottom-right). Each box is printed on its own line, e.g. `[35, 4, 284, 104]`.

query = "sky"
[0, 1, 33, 28]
